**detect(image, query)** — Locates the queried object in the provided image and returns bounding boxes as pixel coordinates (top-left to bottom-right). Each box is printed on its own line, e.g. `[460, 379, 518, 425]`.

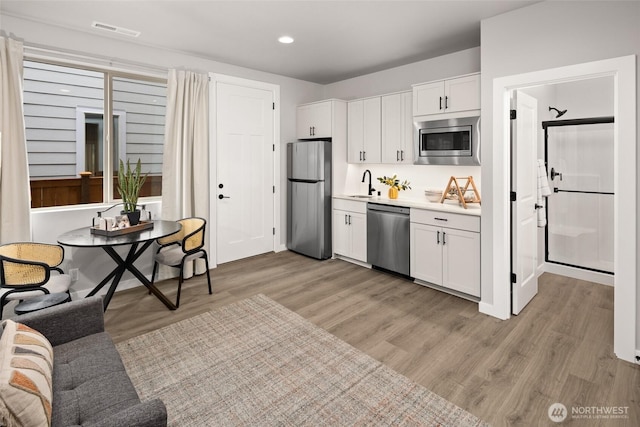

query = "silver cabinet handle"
[348, 215, 352, 225]
[345, 214, 348, 225]
[437, 230, 440, 244]
[359, 151, 363, 161]
[442, 231, 446, 245]
[397, 150, 400, 161]
[401, 150, 404, 161]
[434, 217, 448, 222]
[363, 151, 366, 161]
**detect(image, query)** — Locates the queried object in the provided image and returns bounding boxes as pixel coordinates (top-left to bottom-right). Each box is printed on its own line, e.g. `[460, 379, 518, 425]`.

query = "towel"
[537, 159, 552, 227]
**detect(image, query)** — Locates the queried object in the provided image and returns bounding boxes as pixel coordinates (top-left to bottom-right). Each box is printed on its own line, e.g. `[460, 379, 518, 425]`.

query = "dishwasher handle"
[367, 203, 410, 215]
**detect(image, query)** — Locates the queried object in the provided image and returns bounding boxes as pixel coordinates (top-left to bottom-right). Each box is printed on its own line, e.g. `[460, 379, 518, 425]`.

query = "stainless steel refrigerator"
[287, 140, 332, 259]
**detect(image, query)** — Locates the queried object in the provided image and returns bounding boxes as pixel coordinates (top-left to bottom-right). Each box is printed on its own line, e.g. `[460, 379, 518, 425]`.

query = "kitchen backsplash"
[341, 163, 481, 199]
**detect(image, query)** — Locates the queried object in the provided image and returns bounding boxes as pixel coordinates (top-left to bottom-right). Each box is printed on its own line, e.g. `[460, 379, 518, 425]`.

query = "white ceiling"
[1, 1, 538, 84]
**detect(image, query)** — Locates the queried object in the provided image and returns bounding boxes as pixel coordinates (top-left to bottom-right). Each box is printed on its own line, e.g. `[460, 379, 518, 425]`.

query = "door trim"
[208, 73, 281, 268]
[482, 55, 636, 362]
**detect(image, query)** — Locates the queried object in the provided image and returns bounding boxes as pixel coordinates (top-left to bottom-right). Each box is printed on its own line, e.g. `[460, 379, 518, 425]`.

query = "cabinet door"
[410, 223, 443, 285]
[362, 97, 381, 163]
[381, 93, 402, 163]
[297, 102, 333, 139]
[297, 104, 313, 139]
[444, 74, 480, 113]
[310, 101, 333, 138]
[349, 211, 368, 263]
[333, 209, 350, 257]
[441, 228, 480, 297]
[413, 81, 445, 116]
[347, 100, 364, 163]
[399, 91, 413, 163]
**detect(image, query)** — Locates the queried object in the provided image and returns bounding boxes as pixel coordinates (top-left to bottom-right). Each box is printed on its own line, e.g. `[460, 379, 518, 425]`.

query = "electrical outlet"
[70, 268, 79, 281]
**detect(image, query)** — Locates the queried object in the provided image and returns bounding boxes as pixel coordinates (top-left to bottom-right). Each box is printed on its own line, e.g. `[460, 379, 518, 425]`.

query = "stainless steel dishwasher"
[367, 203, 410, 276]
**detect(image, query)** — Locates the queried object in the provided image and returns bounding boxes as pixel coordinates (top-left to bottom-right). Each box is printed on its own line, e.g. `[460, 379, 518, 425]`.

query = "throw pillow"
[0, 319, 53, 427]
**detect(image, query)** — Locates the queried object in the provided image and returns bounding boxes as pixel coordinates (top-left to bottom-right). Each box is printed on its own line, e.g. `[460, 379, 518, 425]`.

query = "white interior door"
[511, 90, 538, 314]
[216, 82, 274, 264]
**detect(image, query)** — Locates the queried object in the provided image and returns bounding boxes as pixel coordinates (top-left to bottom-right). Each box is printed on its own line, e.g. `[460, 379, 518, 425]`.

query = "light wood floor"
[104, 251, 639, 426]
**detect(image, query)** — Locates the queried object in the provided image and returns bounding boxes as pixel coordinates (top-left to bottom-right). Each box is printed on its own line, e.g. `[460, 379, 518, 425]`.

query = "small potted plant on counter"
[377, 174, 411, 199]
[117, 158, 148, 225]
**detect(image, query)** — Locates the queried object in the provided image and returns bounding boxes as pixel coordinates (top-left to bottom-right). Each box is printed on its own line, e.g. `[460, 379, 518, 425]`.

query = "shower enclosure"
[543, 116, 614, 274]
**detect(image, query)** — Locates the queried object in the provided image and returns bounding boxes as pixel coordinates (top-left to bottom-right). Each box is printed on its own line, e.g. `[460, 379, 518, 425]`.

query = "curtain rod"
[24, 43, 168, 80]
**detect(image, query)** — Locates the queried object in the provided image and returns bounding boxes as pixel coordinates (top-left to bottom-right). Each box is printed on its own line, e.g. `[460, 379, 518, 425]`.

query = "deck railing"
[30, 173, 162, 208]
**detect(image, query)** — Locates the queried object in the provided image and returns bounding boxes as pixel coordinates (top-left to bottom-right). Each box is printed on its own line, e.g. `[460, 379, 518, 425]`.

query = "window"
[23, 60, 167, 208]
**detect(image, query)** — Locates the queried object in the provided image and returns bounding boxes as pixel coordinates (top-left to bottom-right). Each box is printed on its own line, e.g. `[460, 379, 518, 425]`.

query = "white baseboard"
[479, 301, 510, 320]
[71, 276, 148, 300]
[543, 262, 613, 286]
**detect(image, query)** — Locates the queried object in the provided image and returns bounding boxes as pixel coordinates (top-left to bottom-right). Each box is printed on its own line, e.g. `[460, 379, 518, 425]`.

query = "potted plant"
[117, 158, 148, 225]
[377, 174, 411, 199]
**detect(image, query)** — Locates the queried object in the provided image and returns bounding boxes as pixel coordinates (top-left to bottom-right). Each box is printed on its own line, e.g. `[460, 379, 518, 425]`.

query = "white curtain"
[0, 37, 31, 244]
[161, 69, 209, 277]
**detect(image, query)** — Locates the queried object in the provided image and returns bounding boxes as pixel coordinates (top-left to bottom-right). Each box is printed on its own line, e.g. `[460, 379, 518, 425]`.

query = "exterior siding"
[23, 61, 166, 178]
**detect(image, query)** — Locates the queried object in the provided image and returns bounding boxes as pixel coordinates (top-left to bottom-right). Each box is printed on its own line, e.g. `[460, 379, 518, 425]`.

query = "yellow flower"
[376, 174, 411, 191]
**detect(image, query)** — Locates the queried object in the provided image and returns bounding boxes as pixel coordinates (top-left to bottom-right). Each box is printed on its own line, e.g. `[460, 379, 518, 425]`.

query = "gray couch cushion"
[52, 332, 140, 426]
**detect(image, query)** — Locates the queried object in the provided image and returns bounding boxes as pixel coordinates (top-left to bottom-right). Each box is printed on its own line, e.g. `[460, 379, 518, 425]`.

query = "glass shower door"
[545, 118, 614, 274]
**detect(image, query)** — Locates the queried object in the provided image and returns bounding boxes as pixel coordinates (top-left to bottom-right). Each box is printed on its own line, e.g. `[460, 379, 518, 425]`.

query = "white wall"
[325, 48, 482, 200]
[3, 14, 324, 296]
[324, 47, 480, 101]
[480, 0, 639, 355]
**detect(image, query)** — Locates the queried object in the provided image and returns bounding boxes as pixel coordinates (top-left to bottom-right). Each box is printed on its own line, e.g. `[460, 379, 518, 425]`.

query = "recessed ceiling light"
[278, 36, 294, 44]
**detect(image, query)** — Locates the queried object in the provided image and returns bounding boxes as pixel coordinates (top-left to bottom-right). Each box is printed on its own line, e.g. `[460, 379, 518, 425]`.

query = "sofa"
[0, 296, 167, 427]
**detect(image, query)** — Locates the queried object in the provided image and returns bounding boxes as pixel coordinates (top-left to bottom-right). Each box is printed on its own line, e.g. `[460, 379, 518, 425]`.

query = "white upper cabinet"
[413, 73, 480, 118]
[381, 91, 413, 164]
[347, 97, 381, 163]
[297, 101, 333, 139]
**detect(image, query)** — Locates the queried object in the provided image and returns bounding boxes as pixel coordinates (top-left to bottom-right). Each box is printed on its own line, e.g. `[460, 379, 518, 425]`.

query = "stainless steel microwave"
[414, 116, 480, 165]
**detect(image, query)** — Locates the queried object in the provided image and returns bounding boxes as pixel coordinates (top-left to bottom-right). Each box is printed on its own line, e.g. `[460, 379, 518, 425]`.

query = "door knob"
[218, 194, 230, 199]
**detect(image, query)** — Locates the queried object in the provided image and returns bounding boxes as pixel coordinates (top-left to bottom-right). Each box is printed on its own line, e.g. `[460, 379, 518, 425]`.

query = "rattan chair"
[150, 217, 212, 307]
[0, 242, 72, 319]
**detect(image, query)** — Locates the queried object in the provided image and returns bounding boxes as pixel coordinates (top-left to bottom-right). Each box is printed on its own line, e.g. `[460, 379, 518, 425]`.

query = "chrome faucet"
[362, 169, 375, 195]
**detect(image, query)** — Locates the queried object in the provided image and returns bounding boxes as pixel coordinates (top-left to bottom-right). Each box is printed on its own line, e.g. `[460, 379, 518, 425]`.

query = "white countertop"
[333, 194, 481, 216]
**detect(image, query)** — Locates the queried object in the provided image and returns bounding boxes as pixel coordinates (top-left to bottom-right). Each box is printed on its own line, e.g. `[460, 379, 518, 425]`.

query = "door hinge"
[273, 144, 275, 152]
[510, 191, 517, 202]
[273, 102, 275, 110]
[510, 109, 517, 120]
[273, 227, 276, 235]
[273, 185, 275, 194]
[511, 273, 517, 283]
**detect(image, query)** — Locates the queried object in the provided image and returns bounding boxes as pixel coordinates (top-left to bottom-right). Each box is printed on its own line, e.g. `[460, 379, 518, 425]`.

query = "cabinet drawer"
[410, 209, 480, 232]
[333, 198, 368, 214]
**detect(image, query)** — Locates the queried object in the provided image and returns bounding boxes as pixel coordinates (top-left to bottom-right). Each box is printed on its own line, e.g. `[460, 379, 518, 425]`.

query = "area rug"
[116, 294, 489, 426]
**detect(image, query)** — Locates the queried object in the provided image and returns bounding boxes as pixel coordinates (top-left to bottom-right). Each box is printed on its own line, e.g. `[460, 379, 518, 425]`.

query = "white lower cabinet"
[410, 209, 480, 298]
[333, 199, 367, 263]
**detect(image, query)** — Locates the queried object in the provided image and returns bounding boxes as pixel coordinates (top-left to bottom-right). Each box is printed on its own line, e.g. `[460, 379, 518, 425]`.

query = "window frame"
[23, 55, 167, 210]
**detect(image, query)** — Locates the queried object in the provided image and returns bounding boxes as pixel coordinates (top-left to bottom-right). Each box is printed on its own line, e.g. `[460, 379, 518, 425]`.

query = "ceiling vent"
[91, 21, 141, 38]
